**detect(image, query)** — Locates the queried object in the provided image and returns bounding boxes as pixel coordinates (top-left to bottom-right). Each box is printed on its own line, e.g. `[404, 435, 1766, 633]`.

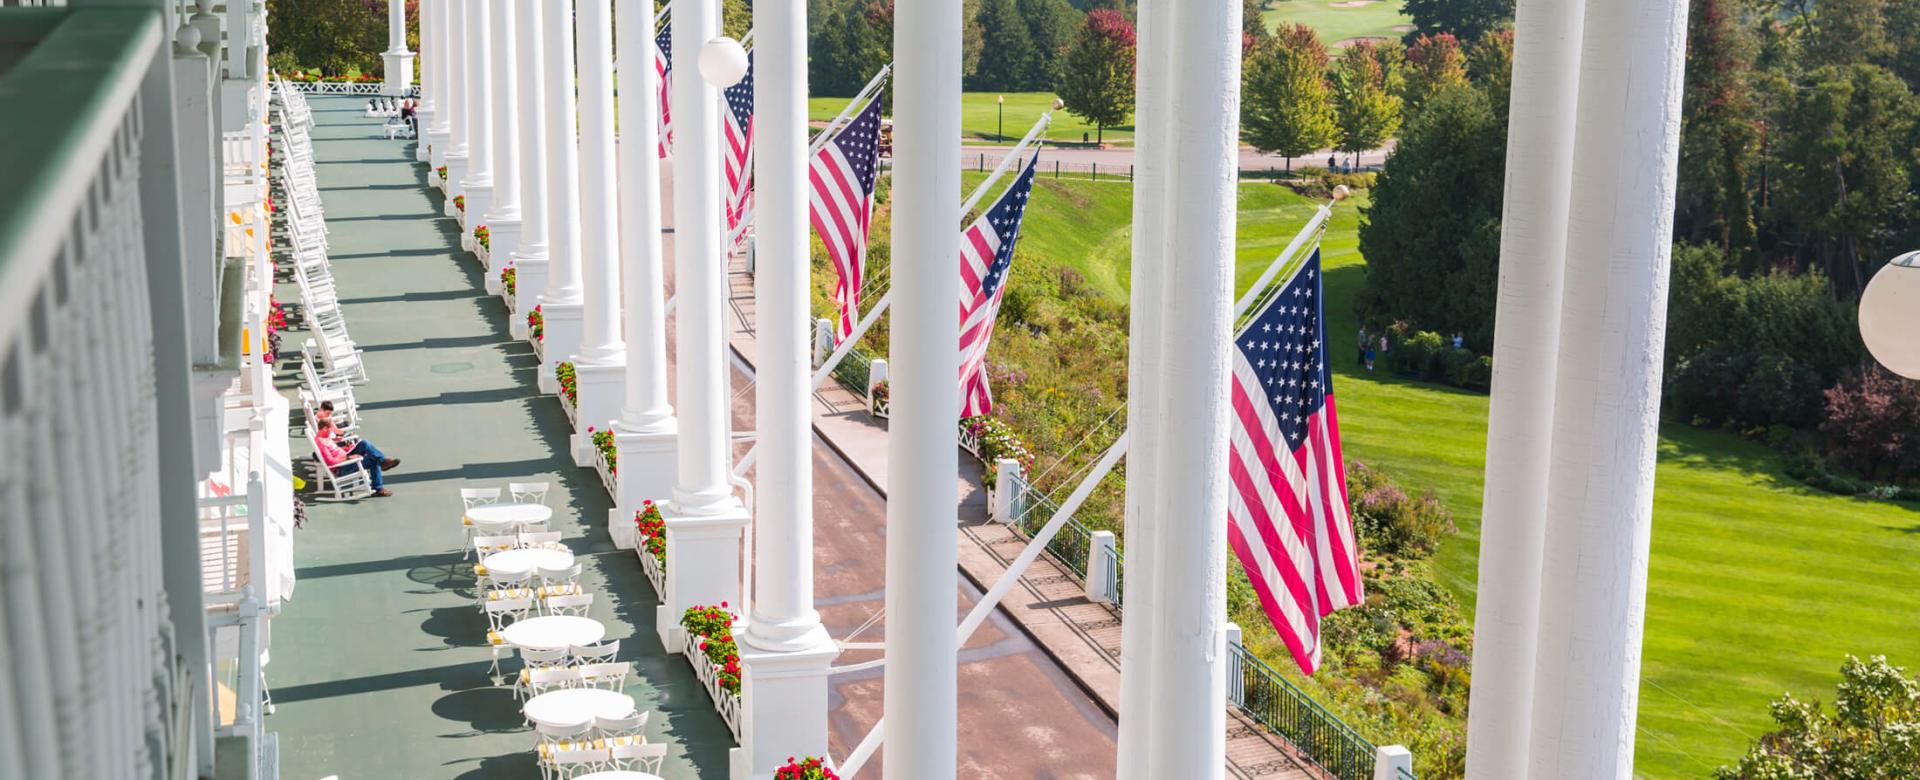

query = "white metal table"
[499, 615, 604, 651]
[521, 688, 636, 729]
[465, 502, 553, 532]
[482, 547, 575, 577]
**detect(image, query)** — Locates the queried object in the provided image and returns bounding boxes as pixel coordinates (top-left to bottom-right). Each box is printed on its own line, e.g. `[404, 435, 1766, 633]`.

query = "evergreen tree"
[722, 0, 752, 41]
[1243, 0, 1272, 54]
[1401, 33, 1469, 118]
[1402, 0, 1514, 41]
[1241, 24, 1337, 166]
[1057, 9, 1136, 144]
[1804, 0, 1892, 68]
[972, 0, 1036, 91]
[809, 1, 884, 96]
[1356, 83, 1507, 344]
[1889, 0, 1920, 90]
[1677, 0, 1761, 265]
[1019, 0, 1084, 90]
[1332, 42, 1401, 162]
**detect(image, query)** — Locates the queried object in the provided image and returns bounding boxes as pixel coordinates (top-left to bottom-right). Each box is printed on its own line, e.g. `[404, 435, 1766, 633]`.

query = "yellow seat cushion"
[537, 584, 583, 599]
[473, 564, 489, 577]
[487, 631, 504, 646]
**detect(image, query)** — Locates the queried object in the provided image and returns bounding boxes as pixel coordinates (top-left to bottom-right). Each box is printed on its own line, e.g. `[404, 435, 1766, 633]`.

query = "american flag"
[655, 21, 672, 158]
[1226, 250, 1362, 675]
[809, 96, 884, 342]
[957, 152, 1039, 417]
[722, 53, 755, 247]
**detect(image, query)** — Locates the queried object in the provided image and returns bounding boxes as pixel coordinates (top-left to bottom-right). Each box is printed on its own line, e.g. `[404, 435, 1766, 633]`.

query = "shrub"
[1820, 366, 1920, 484]
[1666, 347, 1753, 428]
[1715, 655, 1920, 779]
[1393, 330, 1447, 380]
[1346, 461, 1456, 557]
[1438, 347, 1477, 389]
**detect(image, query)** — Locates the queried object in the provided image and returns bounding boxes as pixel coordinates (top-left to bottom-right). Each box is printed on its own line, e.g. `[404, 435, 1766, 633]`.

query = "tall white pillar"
[1464, 0, 1584, 775]
[429, 0, 454, 167]
[537, 0, 588, 393]
[1525, 0, 1687, 775]
[569, 0, 631, 466]
[416, 0, 436, 161]
[738, 0, 838, 774]
[611, 0, 679, 535]
[382, 0, 414, 97]
[1143, 1, 1240, 777]
[482, 0, 523, 280]
[510, 0, 552, 338]
[459, 0, 495, 233]
[658, 0, 749, 651]
[1117, 0, 1170, 772]
[886, 0, 962, 776]
[441, 0, 469, 211]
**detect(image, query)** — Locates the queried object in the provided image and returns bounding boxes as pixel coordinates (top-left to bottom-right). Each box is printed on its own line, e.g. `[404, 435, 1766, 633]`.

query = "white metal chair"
[592, 711, 649, 745]
[543, 746, 611, 780]
[577, 661, 628, 691]
[306, 431, 373, 501]
[543, 593, 594, 618]
[535, 563, 583, 601]
[481, 568, 536, 610]
[510, 480, 552, 505]
[484, 596, 534, 683]
[523, 666, 583, 699]
[512, 646, 571, 700]
[472, 533, 519, 560]
[534, 722, 598, 780]
[568, 641, 619, 668]
[520, 531, 565, 549]
[609, 742, 667, 774]
[460, 487, 503, 557]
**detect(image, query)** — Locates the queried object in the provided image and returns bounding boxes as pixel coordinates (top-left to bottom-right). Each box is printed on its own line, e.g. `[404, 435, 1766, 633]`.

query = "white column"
[416, 0, 436, 161]
[738, 0, 838, 773]
[1116, 0, 1170, 771]
[611, 0, 679, 530]
[886, 0, 961, 776]
[429, 0, 454, 167]
[569, 0, 631, 465]
[509, 0, 552, 337]
[482, 0, 523, 280]
[1463, 0, 1584, 775]
[383, 0, 414, 96]
[537, 0, 588, 393]
[459, 0, 495, 232]
[441, 0, 469, 209]
[1525, 0, 1687, 775]
[659, 0, 749, 651]
[1144, 0, 1240, 776]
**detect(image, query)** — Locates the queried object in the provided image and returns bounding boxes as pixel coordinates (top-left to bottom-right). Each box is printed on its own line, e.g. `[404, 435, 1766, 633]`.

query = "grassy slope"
[987, 175, 1920, 777]
[1262, 0, 1411, 47]
[810, 91, 1135, 145]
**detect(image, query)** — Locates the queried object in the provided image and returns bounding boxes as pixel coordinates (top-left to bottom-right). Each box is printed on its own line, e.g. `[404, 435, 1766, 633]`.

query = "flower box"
[680, 605, 743, 743]
[593, 444, 617, 498]
[588, 427, 617, 496]
[635, 503, 666, 595]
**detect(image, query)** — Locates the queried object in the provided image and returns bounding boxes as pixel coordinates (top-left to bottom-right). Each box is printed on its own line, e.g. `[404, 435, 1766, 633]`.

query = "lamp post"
[997, 94, 1004, 142]
[1861, 250, 1920, 379]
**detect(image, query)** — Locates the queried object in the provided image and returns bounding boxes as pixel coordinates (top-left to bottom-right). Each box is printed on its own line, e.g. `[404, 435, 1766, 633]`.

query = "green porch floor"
[267, 96, 733, 780]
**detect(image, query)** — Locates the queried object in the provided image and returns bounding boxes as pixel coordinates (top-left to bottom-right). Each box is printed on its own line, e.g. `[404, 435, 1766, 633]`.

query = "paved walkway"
[268, 96, 732, 780]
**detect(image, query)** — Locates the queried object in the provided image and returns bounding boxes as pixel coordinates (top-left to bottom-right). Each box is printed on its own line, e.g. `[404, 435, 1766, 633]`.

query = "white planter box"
[681, 630, 744, 743]
[531, 336, 545, 362]
[959, 426, 984, 463]
[560, 390, 578, 426]
[871, 396, 890, 419]
[638, 543, 666, 596]
[593, 446, 617, 499]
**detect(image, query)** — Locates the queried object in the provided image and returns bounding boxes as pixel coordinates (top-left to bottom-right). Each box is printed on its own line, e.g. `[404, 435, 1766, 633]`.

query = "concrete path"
[267, 97, 733, 780]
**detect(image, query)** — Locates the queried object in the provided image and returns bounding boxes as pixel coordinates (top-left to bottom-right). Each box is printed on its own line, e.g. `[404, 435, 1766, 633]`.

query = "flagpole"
[809, 65, 892, 154]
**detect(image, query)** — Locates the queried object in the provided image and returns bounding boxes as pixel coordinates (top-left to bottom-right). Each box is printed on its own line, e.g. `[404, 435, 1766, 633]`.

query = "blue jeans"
[334, 439, 386, 490]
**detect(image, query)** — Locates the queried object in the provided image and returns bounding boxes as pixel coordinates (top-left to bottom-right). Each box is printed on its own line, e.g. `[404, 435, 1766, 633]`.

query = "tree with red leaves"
[1058, 9, 1136, 144]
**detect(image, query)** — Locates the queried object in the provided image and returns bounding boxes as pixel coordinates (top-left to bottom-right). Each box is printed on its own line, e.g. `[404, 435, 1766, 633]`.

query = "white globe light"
[1860, 250, 1920, 379]
[698, 37, 749, 88]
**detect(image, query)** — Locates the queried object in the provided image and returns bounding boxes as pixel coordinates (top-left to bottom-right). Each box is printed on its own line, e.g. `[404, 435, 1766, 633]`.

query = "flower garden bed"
[958, 415, 1034, 486]
[681, 604, 743, 742]
[635, 502, 666, 595]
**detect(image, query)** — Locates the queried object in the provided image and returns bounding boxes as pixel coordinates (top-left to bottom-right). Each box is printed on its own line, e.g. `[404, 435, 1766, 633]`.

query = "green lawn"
[810, 91, 1135, 146]
[989, 175, 1920, 777]
[1262, 0, 1412, 47]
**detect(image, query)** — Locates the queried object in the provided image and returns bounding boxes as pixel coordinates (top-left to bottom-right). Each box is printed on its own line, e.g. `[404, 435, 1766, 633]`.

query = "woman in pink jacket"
[316, 418, 395, 497]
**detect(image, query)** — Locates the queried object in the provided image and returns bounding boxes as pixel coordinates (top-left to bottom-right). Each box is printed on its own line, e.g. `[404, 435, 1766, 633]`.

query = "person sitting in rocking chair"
[315, 417, 397, 497]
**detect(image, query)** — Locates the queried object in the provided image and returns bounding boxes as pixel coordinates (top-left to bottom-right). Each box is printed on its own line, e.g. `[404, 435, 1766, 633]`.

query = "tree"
[1402, 0, 1514, 41]
[1019, 0, 1084, 90]
[1058, 9, 1136, 144]
[1401, 33, 1469, 117]
[810, 2, 884, 96]
[1677, 0, 1761, 264]
[722, 0, 752, 41]
[1242, 0, 1272, 54]
[1889, 0, 1920, 89]
[1241, 24, 1337, 166]
[1805, 0, 1893, 68]
[1465, 29, 1513, 118]
[266, 0, 388, 75]
[1355, 83, 1506, 344]
[1716, 655, 1920, 779]
[971, 0, 1036, 91]
[1768, 63, 1918, 294]
[1332, 42, 1401, 162]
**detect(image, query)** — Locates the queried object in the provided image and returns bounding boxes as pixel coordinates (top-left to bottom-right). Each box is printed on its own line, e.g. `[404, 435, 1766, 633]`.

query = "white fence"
[282, 80, 418, 97]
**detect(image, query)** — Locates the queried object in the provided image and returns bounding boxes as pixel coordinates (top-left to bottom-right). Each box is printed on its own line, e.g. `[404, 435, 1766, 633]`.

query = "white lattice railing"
[680, 631, 744, 742]
[281, 80, 418, 97]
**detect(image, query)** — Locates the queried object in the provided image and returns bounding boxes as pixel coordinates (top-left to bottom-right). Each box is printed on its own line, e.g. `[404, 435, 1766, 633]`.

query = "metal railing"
[1101, 543, 1124, 607]
[1228, 644, 1387, 780]
[1004, 474, 1098, 580]
[830, 343, 874, 395]
[281, 79, 418, 96]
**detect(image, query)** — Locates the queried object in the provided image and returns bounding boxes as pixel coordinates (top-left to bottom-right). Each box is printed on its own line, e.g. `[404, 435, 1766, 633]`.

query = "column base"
[657, 498, 749, 650]
[428, 130, 451, 168]
[458, 182, 493, 237]
[381, 51, 414, 97]
[443, 155, 469, 211]
[510, 259, 550, 338]
[415, 109, 433, 160]
[482, 218, 522, 293]
[534, 301, 584, 394]
[569, 359, 628, 466]
[737, 624, 838, 780]
[611, 420, 679, 549]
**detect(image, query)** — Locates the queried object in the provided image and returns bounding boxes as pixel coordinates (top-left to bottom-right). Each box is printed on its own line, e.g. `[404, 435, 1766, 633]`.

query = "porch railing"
[1229, 643, 1388, 780]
